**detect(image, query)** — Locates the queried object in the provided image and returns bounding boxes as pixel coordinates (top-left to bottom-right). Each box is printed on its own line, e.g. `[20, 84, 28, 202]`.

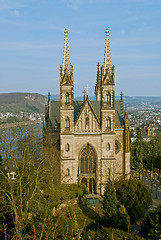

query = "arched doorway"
[89, 178, 96, 194]
[81, 177, 87, 187]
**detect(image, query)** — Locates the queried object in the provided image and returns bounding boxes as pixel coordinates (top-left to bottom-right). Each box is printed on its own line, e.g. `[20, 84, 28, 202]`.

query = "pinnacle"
[63, 28, 71, 74]
[104, 27, 112, 75]
[64, 28, 68, 34]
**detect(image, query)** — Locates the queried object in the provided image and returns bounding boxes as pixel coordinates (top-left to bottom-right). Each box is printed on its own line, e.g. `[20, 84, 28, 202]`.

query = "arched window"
[81, 177, 87, 186]
[65, 117, 70, 128]
[65, 143, 70, 152]
[106, 143, 110, 151]
[66, 168, 70, 176]
[106, 92, 111, 104]
[80, 144, 96, 174]
[106, 117, 111, 129]
[65, 92, 69, 104]
[86, 117, 89, 128]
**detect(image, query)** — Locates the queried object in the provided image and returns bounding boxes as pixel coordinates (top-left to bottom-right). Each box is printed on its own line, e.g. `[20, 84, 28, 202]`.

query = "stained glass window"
[80, 144, 96, 174]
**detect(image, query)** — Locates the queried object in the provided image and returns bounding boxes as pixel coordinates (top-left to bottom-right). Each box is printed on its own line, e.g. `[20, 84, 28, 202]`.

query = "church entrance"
[89, 178, 96, 194]
[80, 144, 97, 193]
[81, 177, 87, 187]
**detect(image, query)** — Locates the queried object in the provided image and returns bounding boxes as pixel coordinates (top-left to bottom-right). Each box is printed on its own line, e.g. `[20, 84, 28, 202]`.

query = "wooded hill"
[0, 93, 47, 113]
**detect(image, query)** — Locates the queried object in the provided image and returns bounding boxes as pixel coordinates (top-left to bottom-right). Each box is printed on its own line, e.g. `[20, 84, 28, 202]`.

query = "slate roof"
[49, 100, 124, 129]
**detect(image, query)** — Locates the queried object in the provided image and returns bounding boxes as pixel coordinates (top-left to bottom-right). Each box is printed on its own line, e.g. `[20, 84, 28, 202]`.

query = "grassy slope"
[0, 93, 47, 113]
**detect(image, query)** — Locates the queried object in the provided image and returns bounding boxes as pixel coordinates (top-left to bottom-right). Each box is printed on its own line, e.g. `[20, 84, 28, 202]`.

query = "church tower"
[60, 28, 76, 184]
[100, 28, 116, 189]
[60, 28, 74, 134]
[101, 28, 115, 131]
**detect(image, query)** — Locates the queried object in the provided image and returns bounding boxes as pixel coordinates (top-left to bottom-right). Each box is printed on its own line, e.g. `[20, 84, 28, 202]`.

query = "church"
[44, 28, 130, 195]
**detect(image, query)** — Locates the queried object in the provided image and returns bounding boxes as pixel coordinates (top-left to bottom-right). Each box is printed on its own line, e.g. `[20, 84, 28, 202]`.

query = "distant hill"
[0, 93, 47, 113]
[1, 93, 161, 113]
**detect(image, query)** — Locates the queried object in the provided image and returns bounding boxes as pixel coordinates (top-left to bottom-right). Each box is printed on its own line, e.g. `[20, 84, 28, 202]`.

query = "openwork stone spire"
[63, 28, 71, 74]
[104, 28, 112, 75]
[96, 62, 101, 88]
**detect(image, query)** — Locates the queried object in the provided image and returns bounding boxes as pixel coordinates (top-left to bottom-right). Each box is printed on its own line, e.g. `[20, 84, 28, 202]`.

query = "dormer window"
[65, 92, 69, 105]
[65, 117, 70, 129]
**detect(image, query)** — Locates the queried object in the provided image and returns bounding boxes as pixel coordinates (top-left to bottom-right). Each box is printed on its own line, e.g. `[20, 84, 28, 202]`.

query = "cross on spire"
[63, 28, 71, 74]
[104, 27, 112, 75]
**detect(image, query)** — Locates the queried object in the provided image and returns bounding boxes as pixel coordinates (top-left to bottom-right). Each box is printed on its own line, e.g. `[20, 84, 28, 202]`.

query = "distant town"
[0, 111, 44, 125]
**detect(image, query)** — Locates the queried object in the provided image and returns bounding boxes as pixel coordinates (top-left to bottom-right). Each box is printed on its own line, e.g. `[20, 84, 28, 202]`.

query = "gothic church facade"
[44, 28, 130, 195]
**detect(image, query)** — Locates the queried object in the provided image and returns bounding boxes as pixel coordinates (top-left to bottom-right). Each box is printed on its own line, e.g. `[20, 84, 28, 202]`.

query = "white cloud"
[0, 0, 35, 10]
[0, 41, 62, 51]
[13, 9, 20, 17]
[62, 0, 83, 10]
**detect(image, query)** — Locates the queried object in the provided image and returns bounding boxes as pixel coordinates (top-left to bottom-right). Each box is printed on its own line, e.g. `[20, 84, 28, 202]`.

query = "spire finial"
[121, 91, 123, 101]
[104, 27, 112, 75]
[63, 28, 71, 74]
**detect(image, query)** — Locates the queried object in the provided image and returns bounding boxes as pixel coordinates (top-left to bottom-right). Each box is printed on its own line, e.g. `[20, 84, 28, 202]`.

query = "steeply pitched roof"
[49, 101, 60, 129]
[49, 99, 124, 129]
[115, 100, 124, 126]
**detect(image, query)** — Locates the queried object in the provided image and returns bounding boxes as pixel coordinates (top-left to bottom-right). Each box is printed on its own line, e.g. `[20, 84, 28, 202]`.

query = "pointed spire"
[63, 28, 71, 74]
[96, 62, 101, 87]
[104, 27, 112, 75]
[120, 91, 123, 101]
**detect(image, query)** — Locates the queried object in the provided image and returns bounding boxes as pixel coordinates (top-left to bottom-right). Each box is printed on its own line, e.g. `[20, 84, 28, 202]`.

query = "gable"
[75, 100, 100, 132]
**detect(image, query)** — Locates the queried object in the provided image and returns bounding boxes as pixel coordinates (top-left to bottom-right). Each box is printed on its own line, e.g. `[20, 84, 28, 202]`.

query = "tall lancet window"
[65, 92, 69, 105]
[106, 92, 111, 104]
[106, 117, 111, 130]
[65, 143, 70, 152]
[65, 117, 70, 129]
[106, 143, 110, 151]
[66, 168, 70, 176]
[86, 117, 89, 128]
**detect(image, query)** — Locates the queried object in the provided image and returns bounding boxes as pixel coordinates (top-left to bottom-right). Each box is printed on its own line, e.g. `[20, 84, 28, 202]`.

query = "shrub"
[116, 204, 130, 231]
[141, 204, 161, 239]
[103, 180, 117, 223]
[115, 178, 152, 222]
[83, 226, 144, 240]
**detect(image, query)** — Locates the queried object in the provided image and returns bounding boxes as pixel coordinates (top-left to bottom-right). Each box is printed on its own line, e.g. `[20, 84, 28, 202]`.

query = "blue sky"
[0, 0, 161, 97]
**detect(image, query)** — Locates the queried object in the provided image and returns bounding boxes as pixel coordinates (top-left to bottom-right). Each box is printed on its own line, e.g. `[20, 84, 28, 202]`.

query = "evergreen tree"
[115, 178, 152, 222]
[103, 180, 117, 223]
[133, 126, 144, 169]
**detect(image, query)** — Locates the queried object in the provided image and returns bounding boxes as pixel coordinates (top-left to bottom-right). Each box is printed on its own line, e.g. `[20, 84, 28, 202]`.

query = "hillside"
[1, 93, 161, 113]
[0, 93, 47, 113]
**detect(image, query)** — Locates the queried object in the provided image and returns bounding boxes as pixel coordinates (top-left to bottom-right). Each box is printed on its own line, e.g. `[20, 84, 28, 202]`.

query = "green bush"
[141, 204, 161, 239]
[82, 226, 144, 240]
[58, 183, 88, 202]
[115, 178, 152, 222]
[116, 204, 130, 231]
